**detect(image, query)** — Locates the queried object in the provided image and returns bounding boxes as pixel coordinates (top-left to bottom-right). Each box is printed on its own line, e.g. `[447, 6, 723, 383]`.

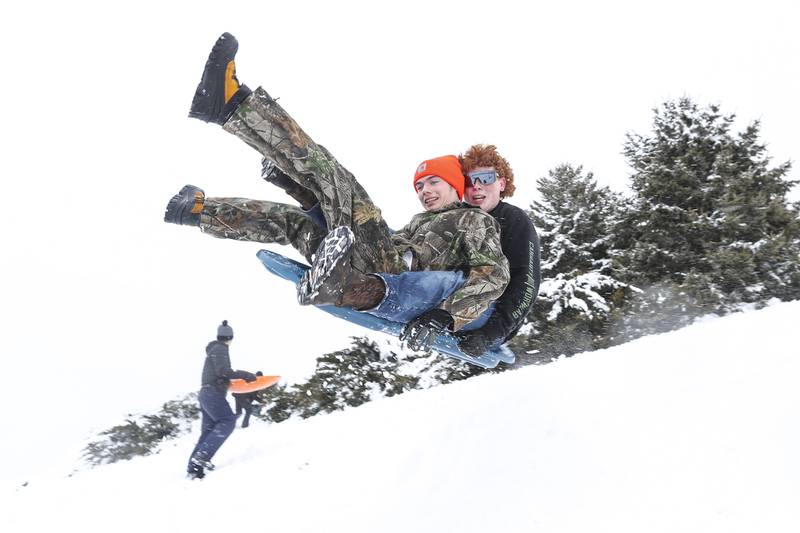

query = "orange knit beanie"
[412, 155, 465, 200]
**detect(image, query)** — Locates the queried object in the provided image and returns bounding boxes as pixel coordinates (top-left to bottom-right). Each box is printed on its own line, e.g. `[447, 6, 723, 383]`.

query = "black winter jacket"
[475, 201, 541, 344]
[201, 341, 253, 393]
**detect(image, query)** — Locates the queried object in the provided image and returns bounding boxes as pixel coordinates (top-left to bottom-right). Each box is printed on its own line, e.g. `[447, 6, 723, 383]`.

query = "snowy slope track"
[4, 301, 799, 533]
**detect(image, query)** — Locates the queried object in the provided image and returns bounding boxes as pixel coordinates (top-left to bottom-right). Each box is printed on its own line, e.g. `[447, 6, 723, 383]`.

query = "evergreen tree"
[258, 337, 482, 423]
[513, 164, 632, 360]
[617, 99, 727, 285]
[83, 396, 199, 465]
[617, 97, 800, 310]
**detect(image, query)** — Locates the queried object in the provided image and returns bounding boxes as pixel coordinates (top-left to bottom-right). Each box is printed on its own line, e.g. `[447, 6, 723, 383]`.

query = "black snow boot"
[297, 226, 385, 310]
[164, 185, 205, 226]
[188, 32, 252, 125]
[261, 159, 318, 211]
[187, 464, 205, 480]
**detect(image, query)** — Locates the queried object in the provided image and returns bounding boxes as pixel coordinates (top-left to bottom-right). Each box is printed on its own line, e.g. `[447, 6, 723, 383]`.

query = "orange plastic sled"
[229, 375, 280, 394]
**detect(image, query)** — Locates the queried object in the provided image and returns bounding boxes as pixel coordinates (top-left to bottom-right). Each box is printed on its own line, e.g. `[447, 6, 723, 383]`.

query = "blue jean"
[187, 387, 237, 468]
[368, 271, 495, 332]
[307, 205, 497, 341]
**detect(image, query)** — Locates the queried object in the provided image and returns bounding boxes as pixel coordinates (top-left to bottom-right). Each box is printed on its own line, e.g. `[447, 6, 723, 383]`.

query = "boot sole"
[164, 185, 204, 225]
[188, 32, 238, 123]
[298, 226, 355, 305]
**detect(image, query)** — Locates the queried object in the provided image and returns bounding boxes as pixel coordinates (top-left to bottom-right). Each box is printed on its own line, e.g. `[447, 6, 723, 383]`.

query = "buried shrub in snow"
[83, 397, 199, 465]
[83, 338, 480, 465]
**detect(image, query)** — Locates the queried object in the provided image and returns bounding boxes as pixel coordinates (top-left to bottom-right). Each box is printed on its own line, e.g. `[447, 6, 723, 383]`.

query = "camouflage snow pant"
[200, 86, 406, 275]
[200, 198, 325, 264]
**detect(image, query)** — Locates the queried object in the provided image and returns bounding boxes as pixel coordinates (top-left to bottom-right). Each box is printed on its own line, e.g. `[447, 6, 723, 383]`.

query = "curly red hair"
[459, 144, 515, 198]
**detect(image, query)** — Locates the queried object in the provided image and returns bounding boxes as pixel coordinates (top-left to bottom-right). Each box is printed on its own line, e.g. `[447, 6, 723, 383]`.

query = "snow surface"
[3, 301, 798, 533]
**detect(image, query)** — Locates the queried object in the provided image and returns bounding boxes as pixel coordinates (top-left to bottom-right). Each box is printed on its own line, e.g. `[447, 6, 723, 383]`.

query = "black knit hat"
[217, 320, 234, 340]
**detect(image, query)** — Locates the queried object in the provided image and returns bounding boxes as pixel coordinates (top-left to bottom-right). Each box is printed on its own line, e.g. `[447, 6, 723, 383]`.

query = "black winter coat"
[201, 341, 253, 393]
[477, 201, 541, 344]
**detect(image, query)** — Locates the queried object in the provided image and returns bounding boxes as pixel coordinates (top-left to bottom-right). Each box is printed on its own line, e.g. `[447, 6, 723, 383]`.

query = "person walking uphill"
[187, 320, 257, 480]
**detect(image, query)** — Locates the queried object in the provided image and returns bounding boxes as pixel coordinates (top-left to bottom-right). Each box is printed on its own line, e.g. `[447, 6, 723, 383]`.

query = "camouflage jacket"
[391, 202, 510, 330]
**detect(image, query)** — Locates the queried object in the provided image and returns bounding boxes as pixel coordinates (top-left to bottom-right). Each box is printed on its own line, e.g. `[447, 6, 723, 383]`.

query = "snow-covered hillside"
[4, 301, 799, 533]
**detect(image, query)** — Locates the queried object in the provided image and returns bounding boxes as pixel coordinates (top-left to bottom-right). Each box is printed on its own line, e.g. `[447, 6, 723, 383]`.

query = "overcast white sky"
[1, 0, 798, 478]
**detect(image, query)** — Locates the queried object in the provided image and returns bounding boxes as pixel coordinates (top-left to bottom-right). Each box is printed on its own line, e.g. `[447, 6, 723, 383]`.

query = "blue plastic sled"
[256, 250, 515, 369]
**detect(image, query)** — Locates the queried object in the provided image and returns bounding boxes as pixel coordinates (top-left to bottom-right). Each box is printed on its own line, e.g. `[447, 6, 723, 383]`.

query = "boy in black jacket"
[232, 371, 263, 428]
[455, 144, 541, 355]
[187, 320, 258, 479]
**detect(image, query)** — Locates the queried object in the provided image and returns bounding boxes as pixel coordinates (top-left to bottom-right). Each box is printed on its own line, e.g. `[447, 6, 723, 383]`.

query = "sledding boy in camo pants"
[165, 33, 509, 352]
